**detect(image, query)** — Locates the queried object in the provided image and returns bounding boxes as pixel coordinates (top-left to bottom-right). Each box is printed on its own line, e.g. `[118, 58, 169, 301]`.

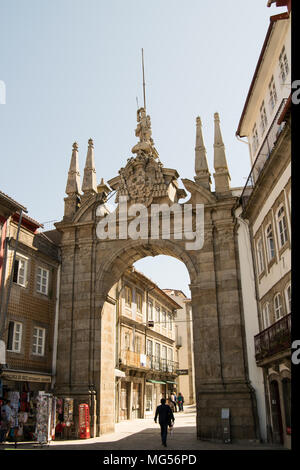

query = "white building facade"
[235, 3, 291, 448]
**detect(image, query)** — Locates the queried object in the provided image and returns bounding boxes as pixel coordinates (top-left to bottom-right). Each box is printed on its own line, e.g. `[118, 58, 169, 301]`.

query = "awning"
[165, 381, 177, 384]
[115, 369, 126, 378]
[146, 380, 166, 385]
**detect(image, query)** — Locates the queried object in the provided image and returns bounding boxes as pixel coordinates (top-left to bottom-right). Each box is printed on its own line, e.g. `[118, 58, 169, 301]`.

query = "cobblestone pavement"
[0, 405, 286, 451]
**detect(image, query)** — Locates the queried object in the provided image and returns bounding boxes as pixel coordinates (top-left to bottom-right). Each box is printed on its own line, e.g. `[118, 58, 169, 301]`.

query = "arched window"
[285, 283, 291, 314]
[276, 205, 288, 248]
[262, 302, 270, 329]
[256, 237, 265, 274]
[125, 285, 132, 307]
[274, 293, 284, 321]
[266, 223, 275, 261]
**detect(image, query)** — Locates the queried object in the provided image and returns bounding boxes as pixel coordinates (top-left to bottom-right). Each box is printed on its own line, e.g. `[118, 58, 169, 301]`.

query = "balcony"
[254, 313, 291, 362]
[120, 349, 178, 374]
[240, 98, 288, 210]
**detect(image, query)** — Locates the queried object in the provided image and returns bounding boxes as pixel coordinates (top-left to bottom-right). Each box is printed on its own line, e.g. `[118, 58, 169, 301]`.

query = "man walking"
[154, 398, 174, 447]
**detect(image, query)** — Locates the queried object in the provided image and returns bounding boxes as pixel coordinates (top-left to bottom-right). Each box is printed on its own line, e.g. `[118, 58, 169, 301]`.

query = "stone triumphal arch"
[54, 110, 260, 441]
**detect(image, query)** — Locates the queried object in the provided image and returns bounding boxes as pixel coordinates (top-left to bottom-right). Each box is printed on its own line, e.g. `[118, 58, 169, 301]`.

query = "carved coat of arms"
[116, 154, 167, 207]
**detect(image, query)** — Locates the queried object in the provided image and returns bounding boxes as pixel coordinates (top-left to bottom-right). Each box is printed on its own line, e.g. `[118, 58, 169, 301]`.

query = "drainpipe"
[236, 134, 253, 170]
[51, 263, 61, 389]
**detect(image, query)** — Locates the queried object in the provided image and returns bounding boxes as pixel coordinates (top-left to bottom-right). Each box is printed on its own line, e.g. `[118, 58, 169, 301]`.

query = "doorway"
[132, 383, 141, 419]
[270, 380, 283, 444]
[120, 381, 129, 421]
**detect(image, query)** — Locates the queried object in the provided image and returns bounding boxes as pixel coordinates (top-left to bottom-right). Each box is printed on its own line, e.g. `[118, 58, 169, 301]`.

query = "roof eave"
[236, 12, 290, 138]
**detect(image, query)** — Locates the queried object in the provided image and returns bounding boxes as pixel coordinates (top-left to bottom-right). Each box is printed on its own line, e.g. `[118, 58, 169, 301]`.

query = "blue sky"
[0, 0, 285, 295]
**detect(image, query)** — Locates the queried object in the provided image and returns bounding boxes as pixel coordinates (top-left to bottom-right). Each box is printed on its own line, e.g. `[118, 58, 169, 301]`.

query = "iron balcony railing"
[254, 313, 291, 362]
[120, 349, 178, 373]
[240, 98, 288, 210]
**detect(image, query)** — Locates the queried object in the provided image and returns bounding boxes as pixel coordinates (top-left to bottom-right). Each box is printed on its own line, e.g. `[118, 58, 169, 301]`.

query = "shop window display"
[0, 383, 76, 444]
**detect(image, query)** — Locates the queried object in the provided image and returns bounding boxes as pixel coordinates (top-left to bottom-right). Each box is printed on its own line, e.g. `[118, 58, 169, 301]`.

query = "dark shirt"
[154, 404, 174, 425]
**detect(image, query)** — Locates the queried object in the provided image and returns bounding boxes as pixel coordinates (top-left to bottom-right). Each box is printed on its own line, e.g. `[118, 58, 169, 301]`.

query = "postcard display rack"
[35, 391, 56, 445]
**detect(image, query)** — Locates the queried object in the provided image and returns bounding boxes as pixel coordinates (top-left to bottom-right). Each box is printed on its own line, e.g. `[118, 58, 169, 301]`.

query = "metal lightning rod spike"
[142, 48, 146, 112]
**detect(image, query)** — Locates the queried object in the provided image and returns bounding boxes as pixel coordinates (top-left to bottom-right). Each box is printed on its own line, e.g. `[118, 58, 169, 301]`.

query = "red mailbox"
[79, 403, 90, 439]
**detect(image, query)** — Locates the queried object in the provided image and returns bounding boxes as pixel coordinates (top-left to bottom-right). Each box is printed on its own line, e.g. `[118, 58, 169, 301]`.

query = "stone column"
[190, 216, 259, 441]
[54, 231, 100, 437]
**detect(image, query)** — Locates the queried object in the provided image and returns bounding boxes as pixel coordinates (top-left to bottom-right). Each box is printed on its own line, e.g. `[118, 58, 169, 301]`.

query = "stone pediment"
[181, 178, 216, 205]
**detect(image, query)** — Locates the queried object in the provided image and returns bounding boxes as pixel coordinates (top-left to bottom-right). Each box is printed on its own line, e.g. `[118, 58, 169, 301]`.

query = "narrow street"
[1, 405, 285, 451]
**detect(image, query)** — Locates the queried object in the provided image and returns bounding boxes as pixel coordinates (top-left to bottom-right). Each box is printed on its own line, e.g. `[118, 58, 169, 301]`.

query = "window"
[154, 343, 160, 370]
[7, 321, 22, 353]
[285, 284, 291, 314]
[252, 124, 259, 154]
[37, 267, 49, 295]
[155, 306, 160, 324]
[256, 238, 265, 274]
[277, 205, 288, 247]
[167, 348, 174, 372]
[162, 345, 167, 371]
[274, 293, 284, 321]
[266, 224, 275, 261]
[279, 45, 289, 83]
[162, 309, 167, 328]
[125, 286, 132, 307]
[168, 313, 173, 331]
[148, 301, 153, 321]
[134, 335, 141, 354]
[32, 327, 46, 356]
[268, 76, 278, 112]
[262, 303, 270, 329]
[124, 332, 131, 350]
[13, 255, 27, 287]
[136, 292, 143, 314]
[146, 339, 153, 357]
[259, 101, 268, 135]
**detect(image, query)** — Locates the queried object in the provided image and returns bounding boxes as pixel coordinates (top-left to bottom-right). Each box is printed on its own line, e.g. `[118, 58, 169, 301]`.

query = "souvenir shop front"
[0, 370, 54, 443]
[0, 370, 88, 443]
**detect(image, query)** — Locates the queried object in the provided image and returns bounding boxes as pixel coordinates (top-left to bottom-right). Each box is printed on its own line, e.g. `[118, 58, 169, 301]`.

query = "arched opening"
[107, 253, 195, 424]
[95, 241, 198, 432]
[96, 239, 198, 300]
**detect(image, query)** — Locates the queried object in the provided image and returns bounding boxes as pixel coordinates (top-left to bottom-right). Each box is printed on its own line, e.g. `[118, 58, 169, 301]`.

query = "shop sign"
[2, 371, 52, 383]
[176, 369, 189, 375]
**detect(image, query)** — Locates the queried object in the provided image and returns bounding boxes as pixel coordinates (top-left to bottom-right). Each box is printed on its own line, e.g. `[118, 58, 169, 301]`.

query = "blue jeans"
[160, 423, 168, 445]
